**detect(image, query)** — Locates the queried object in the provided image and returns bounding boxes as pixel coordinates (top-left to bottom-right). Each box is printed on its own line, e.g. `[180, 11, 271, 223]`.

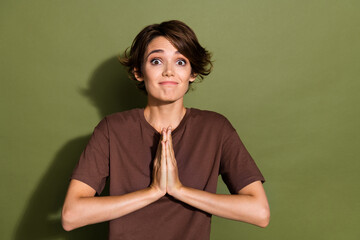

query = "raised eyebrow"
[146, 50, 183, 60]
[145, 49, 164, 60]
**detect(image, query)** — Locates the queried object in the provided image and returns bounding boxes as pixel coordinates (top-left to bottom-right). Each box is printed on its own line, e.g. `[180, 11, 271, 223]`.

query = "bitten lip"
[159, 81, 178, 85]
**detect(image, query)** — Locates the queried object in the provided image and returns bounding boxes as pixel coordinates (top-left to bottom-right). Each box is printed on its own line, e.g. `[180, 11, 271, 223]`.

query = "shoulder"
[96, 109, 142, 130]
[189, 108, 235, 131]
[189, 108, 227, 121]
[105, 108, 141, 123]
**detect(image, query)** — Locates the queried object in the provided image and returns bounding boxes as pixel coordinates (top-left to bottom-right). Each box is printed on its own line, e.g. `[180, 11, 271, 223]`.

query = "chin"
[161, 98, 180, 104]
[152, 96, 183, 105]
[147, 89, 187, 105]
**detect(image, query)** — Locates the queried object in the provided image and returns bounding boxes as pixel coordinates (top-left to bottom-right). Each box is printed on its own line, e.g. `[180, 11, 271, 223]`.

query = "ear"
[133, 68, 143, 82]
[189, 73, 197, 83]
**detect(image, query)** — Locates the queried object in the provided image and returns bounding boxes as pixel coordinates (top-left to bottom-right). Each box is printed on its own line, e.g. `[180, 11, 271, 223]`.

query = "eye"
[150, 58, 162, 65]
[176, 59, 187, 66]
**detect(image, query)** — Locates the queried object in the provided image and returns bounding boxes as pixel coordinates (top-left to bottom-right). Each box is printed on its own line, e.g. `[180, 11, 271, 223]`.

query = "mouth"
[159, 81, 178, 85]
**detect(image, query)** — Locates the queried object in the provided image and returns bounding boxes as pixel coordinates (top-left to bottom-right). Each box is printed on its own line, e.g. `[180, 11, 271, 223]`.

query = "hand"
[149, 133, 167, 196]
[163, 127, 183, 196]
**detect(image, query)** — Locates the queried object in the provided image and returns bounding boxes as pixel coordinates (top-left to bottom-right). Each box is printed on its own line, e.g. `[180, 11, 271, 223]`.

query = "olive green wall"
[1, 0, 359, 239]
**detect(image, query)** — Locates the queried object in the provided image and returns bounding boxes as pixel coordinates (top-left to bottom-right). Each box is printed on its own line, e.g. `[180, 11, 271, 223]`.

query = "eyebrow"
[145, 49, 181, 60]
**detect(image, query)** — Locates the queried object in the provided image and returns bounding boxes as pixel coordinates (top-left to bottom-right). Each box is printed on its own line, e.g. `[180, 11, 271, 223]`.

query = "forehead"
[145, 36, 179, 55]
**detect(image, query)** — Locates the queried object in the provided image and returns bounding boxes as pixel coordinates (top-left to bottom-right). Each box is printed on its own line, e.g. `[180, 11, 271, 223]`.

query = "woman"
[62, 20, 270, 239]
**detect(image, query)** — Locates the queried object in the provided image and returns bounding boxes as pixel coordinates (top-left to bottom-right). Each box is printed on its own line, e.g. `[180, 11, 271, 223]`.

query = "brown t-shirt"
[71, 108, 265, 240]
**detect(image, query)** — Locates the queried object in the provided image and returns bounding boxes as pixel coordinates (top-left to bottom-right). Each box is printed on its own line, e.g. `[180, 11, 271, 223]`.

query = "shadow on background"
[14, 56, 146, 239]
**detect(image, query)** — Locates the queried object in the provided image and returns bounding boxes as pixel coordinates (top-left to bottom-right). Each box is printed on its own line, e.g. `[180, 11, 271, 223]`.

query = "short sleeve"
[71, 118, 110, 194]
[219, 119, 265, 194]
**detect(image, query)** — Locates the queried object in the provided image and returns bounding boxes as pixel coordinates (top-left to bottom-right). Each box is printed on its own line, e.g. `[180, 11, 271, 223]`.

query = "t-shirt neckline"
[138, 108, 191, 136]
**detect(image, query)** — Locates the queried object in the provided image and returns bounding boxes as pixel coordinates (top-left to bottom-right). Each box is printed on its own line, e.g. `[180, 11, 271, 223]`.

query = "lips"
[159, 81, 178, 85]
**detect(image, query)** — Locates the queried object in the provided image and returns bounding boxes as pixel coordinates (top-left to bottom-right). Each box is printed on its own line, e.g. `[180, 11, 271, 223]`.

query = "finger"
[167, 127, 173, 148]
[167, 126, 172, 142]
[165, 140, 175, 167]
[166, 128, 176, 161]
[165, 141, 171, 169]
[161, 140, 167, 166]
[162, 128, 167, 142]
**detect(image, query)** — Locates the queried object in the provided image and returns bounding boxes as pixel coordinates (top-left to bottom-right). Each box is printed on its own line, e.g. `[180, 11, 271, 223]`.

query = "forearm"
[170, 185, 270, 227]
[62, 187, 162, 231]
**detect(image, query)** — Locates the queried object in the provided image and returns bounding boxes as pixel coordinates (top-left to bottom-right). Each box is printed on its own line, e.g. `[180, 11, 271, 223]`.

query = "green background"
[1, 0, 359, 239]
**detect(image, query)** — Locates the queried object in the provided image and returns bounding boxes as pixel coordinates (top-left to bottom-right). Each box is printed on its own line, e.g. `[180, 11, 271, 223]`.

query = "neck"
[144, 100, 186, 133]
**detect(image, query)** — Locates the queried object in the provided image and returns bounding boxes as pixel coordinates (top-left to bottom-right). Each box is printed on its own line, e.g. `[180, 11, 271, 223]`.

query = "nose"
[162, 63, 174, 77]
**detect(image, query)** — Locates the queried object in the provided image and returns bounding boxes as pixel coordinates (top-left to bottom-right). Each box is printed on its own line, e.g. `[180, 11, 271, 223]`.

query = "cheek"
[182, 72, 194, 82]
[177, 66, 192, 77]
[143, 66, 161, 79]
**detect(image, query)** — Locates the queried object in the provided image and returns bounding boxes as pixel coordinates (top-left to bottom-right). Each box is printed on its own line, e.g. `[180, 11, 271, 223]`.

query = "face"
[135, 36, 196, 104]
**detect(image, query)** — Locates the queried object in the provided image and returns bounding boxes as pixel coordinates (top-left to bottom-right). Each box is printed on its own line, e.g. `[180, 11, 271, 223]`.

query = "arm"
[61, 180, 163, 231]
[169, 181, 270, 228]
[164, 127, 270, 228]
[62, 137, 167, 231]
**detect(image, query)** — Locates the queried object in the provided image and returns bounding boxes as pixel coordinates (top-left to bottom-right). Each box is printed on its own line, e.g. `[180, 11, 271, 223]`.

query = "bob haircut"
[120, 20, 213, 93]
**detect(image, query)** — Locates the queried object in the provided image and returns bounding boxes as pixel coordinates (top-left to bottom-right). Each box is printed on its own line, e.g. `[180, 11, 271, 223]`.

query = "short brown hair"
[120, 20, 213, 93]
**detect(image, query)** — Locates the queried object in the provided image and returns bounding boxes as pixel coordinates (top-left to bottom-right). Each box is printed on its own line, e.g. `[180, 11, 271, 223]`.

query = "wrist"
[167, 184, 184, 199]
[147, 186, 166, 200]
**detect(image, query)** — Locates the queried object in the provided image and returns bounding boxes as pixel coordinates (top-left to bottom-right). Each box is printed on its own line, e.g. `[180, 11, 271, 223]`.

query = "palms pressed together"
[151, 127, 182, 197]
